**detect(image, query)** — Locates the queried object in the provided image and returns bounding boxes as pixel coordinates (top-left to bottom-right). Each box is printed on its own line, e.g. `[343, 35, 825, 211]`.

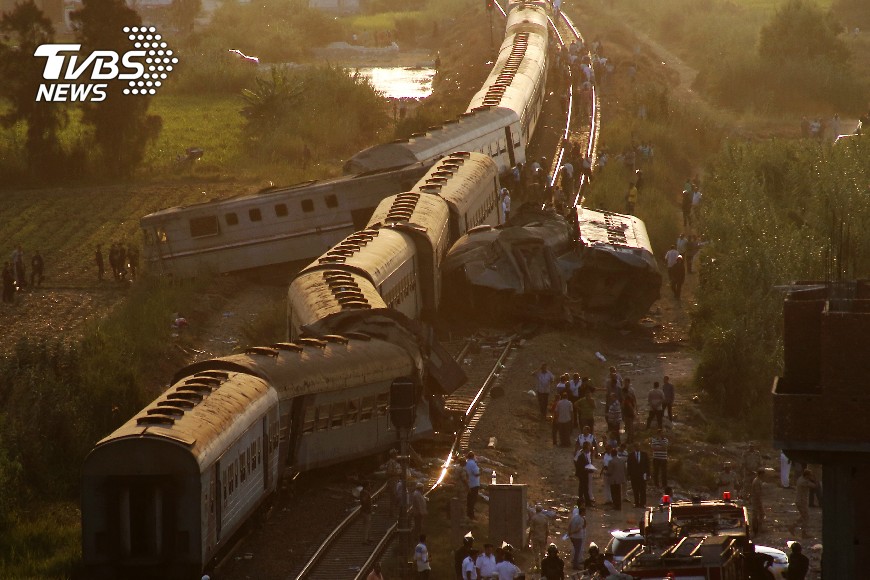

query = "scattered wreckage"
[441, 204, 661, 324]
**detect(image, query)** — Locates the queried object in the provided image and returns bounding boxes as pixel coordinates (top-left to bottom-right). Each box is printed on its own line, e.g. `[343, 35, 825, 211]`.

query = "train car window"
[257, 437, 262, 466]
[316, 405, 330, 430]
[325, 194, 339, 209]
[157, 228, 168, 243]
[330, 401, 346, 428]
[376, 392, 389, 416]
[189, 215, 219, 238]
[360, 395, 376, 421]
[302, 406, 316, 434]
[249, 208, 262, 222]
[229, 469, 234, 494]
[240, 452, 246, 482]
[301, 199, 314, 213]
[235, 460, 239, 487]
[225, 212, 239, 226]
[275, 203, 288, 217]
[346, 399, 359, 424]
[223, 476, 227, 501]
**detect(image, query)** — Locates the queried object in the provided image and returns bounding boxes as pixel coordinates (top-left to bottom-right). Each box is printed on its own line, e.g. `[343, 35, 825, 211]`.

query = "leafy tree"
[241, 66, 304, 132]
[758, 0, 849, 65]
[71, 0, 162, 178]
[0, 1, 65, 174]
[169, 0, 202, 34]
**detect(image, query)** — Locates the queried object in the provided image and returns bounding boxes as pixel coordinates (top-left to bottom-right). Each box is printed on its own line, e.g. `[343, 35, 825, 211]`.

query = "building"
[772, 279, 870, 577]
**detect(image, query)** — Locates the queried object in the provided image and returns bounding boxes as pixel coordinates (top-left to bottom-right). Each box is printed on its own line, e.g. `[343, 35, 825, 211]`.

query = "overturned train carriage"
[442, 205, 661, 323]
[139, 163, 431, 278]
[83, 326, 464, 580]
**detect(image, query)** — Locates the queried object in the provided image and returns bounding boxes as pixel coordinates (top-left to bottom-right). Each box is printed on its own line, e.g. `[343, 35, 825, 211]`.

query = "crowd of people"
[2, 245, 45, 304]
[95, 242, 139, 283]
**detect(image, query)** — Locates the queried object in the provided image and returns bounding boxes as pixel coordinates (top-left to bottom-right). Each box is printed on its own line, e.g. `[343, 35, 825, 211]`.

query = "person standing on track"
[385, 449, 402, 517]
[410, 482, 428, 537]
[359, 481, 373, 543]
[465, 451, 481, 520]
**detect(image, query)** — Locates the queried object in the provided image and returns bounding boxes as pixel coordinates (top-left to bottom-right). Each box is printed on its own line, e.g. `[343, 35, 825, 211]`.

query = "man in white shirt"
[414, 534, 431, 579]
[568, 504, 587, 570]
[494, 552, 522, 579]
[555, 393, 574, 447]
[475, 543, 497, 579]
[664, 245, 681, 269]
[501, 188, 511, 223]
[462, 547, 480, 579]
[533, 363, 555, 419]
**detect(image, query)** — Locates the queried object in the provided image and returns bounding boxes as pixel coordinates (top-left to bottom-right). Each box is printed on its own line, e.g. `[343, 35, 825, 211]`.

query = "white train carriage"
[343, 107, 525, 176]
[139, 164, 430, 278]
[415, 152, 502, 241]
[287, 269, 386, 340]
[297, 227, 424, 324]
[82, 370, 280, 580]
[467, 4, 550, 146]
[366, 190, 452, 319]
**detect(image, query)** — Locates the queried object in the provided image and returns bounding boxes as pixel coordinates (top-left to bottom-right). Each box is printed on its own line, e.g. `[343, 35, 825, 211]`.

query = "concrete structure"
[772, 280, 870, 577]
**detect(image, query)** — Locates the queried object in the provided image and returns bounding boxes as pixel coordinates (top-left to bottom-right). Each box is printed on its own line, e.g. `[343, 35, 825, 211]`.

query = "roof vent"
[137, 415, 176, 426]
[322, 334, 349, 344]
[297, 337, 327, 348]
[273, 342, 304, 352]
[245, 347, 280, 357]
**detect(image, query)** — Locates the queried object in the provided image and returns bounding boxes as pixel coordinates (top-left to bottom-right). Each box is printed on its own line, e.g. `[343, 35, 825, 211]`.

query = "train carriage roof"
[343, 108, 519, 174]
[289, 269, 387, 331]
[504, 3, 550, 37]
[414, 152, 500, 217]
[91, 371, 277, 468]
[301, 227, 416, 285]
[575, 207, 658, 272]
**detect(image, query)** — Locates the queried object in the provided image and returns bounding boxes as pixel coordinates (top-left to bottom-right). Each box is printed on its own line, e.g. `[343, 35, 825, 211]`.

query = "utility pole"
[389, 379, 417, 579]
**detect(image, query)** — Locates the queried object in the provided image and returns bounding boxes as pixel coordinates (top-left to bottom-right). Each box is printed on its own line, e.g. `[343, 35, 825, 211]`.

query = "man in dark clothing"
[2, 262, 15, 303]
[627, 442, 650, 507]
[574, 442, 594, 506]
[95, 245, 105, 281]
[784, 542, 809, 580]
[668, 255, 686, 300]
[681, 187, 693, 227]
[454, 535, 474, 580]
[541, 544, 564, 580]
[30, 251, 44, 288]
[127, 243, 139, 279]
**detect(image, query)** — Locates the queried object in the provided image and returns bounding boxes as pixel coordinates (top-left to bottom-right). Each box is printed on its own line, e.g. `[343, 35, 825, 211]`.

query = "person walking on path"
[627, 442, 650, 507]
[568, 505, 587, 570]
[529, 505, 550, 570]
[415, 534, 432, 579]
[646, 382, 665, 430]
[409, 482, 428, 538]
[574, 391, 596, 433]
[475, 544, 497, 579]
[574, 441, 595, 507]
[783, 542, 809, 580]
[95, 245, 105, 282]
[533, 364, 555, 419]
[385, 449, 402, 516]
[605, 395, 622, 445]
[30, 250, 44, 288]
[554, 392, 574, 447]
[359, 481, 373, 543]
[741, 444, 763, 495]
[606, 448, 626, 511]
[661, 376, 675, 422]
[717, 461, 738, 498]
[789, 469, 817, 539]
[780, 451, 792, 488]
[668, 255, 686, 300]
[650, 429, 669, 488]
[749, 468, 766, 535]
[462, 547, 479, 580]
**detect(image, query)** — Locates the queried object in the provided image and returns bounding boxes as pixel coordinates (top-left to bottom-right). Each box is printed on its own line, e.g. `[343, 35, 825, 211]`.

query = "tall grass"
[691, 137, 870, 431]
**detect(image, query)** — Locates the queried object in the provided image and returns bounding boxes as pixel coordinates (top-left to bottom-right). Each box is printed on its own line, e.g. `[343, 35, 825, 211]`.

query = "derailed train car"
[82, 318, 463, 579]
[442, 204, 661, 323]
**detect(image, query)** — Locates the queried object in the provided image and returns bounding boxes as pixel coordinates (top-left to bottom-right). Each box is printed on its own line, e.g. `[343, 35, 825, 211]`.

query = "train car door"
[262, 418, 271, 491]
[215, 462, 222, 542]
[504, 126, 517, 168]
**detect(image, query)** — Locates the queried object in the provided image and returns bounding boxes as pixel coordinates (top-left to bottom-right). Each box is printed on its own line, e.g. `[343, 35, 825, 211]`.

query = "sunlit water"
[354, 67, 435, 100]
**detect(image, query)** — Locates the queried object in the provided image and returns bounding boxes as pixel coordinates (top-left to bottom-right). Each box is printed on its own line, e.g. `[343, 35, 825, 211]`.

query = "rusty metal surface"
[94, 370, 276, 468]
[288, 269, 387, 339]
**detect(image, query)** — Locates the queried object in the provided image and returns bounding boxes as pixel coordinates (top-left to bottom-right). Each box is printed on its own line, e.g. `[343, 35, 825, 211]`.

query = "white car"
[605, 528, 644, 568]
[754, 544, 788, 575]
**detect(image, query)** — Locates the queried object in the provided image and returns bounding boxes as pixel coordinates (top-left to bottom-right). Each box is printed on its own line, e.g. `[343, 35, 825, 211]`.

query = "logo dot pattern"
[123, 26, 177, 95]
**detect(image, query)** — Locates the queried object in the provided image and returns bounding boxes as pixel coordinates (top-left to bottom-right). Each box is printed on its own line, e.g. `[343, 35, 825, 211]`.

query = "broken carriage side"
[440, 204, 661, 323]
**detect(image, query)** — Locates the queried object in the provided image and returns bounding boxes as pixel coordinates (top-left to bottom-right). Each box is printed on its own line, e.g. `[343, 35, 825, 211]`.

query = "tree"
[169, 0, 202, 34]
[241, 66, 304, 132]
[758, 0, 849, 65]
[71, 0, 162, 178]
[0, 1, 65, 175]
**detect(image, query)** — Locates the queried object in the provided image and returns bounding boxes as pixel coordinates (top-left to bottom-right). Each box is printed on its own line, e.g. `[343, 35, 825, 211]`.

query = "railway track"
[293, 335, 514, 580]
